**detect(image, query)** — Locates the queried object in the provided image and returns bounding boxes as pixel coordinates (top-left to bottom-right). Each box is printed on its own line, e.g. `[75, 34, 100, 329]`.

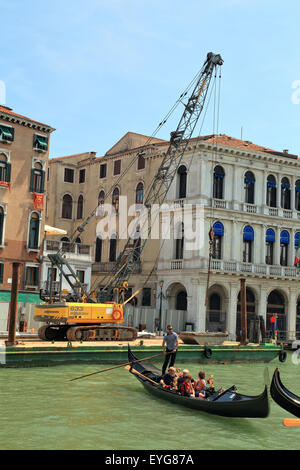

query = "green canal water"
[0, 354, 299, 450]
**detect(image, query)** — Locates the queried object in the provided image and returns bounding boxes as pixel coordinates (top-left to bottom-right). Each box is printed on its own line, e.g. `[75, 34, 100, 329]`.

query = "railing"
[210, 259, 299, 278]
[268, 207, 278, 216]
[44, 240, 91, 257]
[243, 203, 257, 213]
[170, 260, 183, 270]
[283, 209, 292, 218]
[212, 198, 227, 209]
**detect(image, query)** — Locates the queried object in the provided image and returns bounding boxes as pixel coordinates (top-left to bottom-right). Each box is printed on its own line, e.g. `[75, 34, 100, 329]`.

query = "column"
[275, 226, 281, 265]
[227, 282, 239, 341]
[288, 228, 295, 266]
[287, 289, 297, 340]
[231, 220, 239, 261]
[262, 170, 268, 214]
[261, 224, 266, 264]
[258, 286, 267, 341]
[291, 175, 296, 214]
[276, 173, 281, 209]
[192, 281, 207, 332]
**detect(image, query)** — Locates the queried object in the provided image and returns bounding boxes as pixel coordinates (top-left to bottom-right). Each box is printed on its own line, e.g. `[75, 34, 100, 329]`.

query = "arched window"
[175, 223, 184, 260]
[28, 212, 40, 249]
[177, 165, 187, 199]
[281, 177, 291, 209]
[136, 182, 144, 204]
[112, 188, 119, 213]
[280, 230, 290, 266]
[61, 194, 73, 219]
[30, 161, 45, 194]
[243, 226, 254, 262]
[244, 171, 255, 204]
[77, 195, 83, 219]
[267, 290, 286, 340]
[137, 154, 145, 170]
[295, 180, 300, 211]
[95, 236, 102, 262]
[266, 175, 276, 207]
[212, 221, 224, 260]
[0, 206, 4, 245]
[96, 190, 105, 217]
[213, 166, 225, 199]
[266, 228, 275, 265]
[75, 237, 81, 244]
[0, 153, 11, 183]
[109, 234, 117, 262]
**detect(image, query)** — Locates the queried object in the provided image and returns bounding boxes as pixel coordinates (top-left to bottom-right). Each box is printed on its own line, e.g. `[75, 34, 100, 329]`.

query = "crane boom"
[97, 52, 223, 301]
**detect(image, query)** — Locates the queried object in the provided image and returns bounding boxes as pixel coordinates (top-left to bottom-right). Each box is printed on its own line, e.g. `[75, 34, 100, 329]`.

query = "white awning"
[44, 225, 67, 235]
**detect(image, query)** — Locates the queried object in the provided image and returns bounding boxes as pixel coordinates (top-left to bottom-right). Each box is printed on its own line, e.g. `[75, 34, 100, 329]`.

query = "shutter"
[40, 170, 45, 193]
[5, 163, 11, 182]
[30, 169, 35, 192]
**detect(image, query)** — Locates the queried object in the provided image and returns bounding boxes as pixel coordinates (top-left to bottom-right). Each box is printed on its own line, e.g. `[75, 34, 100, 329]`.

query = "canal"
[0, 354, 299, 450]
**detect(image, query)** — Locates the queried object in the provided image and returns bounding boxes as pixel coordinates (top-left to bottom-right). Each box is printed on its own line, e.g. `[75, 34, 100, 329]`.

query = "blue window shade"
[280, 230, 290, 244]
[266, 228, 275, 242]
[213, 222, 224, 236]
[245, 178, 255, 184]
[296, 187, 300, 192]
[243, 226, 254, 241]
[267, 183, 276, 188]
[281, 184, 290, 189]
[295, 232, 300, 247]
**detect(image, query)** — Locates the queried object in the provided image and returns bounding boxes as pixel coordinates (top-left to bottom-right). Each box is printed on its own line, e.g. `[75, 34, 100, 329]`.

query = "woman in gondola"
[194, 371, 206, 398]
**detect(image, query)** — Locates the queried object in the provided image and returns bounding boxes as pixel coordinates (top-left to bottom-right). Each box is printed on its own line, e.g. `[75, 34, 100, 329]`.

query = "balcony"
[92, 260, 142, 274]
[210, 259, 299, 279]
[43, 240, 92, 261]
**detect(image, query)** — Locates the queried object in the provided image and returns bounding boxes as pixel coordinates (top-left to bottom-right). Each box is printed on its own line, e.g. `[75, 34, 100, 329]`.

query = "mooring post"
[6, 262, 21, 346]
[240, 277, 248, 346]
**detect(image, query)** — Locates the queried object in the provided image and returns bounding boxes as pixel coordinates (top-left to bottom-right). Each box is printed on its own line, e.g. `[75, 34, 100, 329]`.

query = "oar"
[124, 365, 159, 386]
[69, 351, 168, 382]
[283, 418, 300, 427]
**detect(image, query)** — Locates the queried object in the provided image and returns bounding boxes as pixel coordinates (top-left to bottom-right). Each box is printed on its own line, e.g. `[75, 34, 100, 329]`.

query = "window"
[79, 169, 86, 184]
[64, 168, 74, 183]
[178, 165, 187, 199]
[0, 207, 5, 245]
[61, 194, 73, 219]
[33, 134, 48, 152]
[142, 287, 151, 306]
[136, 182, 144, 204]
[266, 228, 275, 265]
[96, 190, 105, 217]
[28, 213, 40, 249]
[25, 266, 39, 286]
[243, 226, 254, 262]
[47, 267, 57, 282]
[137, 154, 145, 170]
[77, 195, 83, 219]
[30, 162, 45, 193]
[76, 270, 85, 283]
[212, 222, 224, 260]
[100, 163, 107, 179]
[213, 166, 225, 199]
[0, 153, 11, 183]
[209, 293, 221, 323]
[113, 160, 121, 176]
[281, 177, 291, 209]
[109, 235, 117, 262]
[95, 236, 102, 262]
[112, 187, 119, 212]
[296, 180, 300, 211]
[280, 230, 290, 266]
[47, 167, 50, 181]
[0, 263, 3, 284]
[175, 223, 184, 260]
[244, 171, 255, 204]
[267, 175, 276, 207]
[0, 124, 14, 142]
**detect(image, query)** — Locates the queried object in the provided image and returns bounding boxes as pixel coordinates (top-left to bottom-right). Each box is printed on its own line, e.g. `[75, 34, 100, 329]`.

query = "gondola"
[127, 346, 269, 418]
[270, 368, 300, 418]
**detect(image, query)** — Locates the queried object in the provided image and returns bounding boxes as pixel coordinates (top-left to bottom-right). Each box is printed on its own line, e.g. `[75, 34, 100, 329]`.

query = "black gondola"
[270, 368, 300, 418]
[127, 346, 269, 418]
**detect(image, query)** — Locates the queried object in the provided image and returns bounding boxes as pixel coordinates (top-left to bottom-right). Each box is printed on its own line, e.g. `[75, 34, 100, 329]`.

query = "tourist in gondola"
[179, 374, 195, 397]
[161, 325, 179, 375]
[194, 371, 207, 398]
[160, 367, 176, 389]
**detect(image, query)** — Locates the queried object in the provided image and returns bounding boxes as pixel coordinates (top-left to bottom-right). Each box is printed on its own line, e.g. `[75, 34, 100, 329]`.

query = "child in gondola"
[179, 374, 195, 397]
[194, 371, 207, 398]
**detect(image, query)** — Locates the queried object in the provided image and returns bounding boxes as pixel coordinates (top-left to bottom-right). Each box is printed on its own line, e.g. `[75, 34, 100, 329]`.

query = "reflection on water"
[0, 355, 299, 450]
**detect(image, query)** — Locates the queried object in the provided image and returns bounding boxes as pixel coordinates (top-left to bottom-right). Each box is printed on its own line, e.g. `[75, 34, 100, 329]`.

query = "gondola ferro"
[270, 368, 300, 418]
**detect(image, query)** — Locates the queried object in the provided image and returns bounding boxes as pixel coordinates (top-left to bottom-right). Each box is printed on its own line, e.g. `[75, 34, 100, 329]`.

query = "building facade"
[0, 105, 54, 330]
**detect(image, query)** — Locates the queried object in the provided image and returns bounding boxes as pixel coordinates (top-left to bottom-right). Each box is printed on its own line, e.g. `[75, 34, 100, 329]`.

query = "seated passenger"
[160, 367, 176, 389]
[176, 369, 195, 390]
[179, 374, 195, 397]
[194, 371, 206, 398]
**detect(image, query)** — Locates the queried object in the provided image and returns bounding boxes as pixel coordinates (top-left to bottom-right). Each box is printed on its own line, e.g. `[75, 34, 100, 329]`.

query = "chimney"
[283, 149, 289, 154]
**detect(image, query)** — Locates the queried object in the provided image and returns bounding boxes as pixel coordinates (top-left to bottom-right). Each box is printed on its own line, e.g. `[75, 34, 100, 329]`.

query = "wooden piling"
[6, 262, 21, 346]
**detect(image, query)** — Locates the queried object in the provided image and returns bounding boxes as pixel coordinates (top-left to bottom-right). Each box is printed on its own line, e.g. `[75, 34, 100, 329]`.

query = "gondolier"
[162, 325, 178, 375]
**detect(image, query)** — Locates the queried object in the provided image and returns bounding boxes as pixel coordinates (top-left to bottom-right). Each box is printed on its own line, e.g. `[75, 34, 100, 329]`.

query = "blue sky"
[1, 0, 300, 157]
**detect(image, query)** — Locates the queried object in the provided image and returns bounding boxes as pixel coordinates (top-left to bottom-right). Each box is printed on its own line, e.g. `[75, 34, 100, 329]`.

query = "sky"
[1, 0, 300, 158]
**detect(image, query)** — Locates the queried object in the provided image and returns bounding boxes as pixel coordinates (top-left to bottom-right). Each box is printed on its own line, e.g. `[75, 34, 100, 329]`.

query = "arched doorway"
[236, 288, 256, 341]
[206, 285, 227, 332]
[176, 290, 187, 310]
[267, 290, 286, 340]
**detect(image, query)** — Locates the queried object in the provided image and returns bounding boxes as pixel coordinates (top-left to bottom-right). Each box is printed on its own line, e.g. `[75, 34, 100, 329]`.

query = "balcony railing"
[44, 240, 91, 257]
[210, 259, 299, 278]
[171, 259, 183, 270]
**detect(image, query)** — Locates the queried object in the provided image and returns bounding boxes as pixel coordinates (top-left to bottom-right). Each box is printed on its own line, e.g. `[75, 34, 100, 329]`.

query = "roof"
[0, 105, 54, 130]
[50, 152, 97, 162]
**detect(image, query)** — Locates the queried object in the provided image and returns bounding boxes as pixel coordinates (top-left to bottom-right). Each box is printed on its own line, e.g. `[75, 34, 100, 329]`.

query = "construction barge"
[0, 339, 282, 368]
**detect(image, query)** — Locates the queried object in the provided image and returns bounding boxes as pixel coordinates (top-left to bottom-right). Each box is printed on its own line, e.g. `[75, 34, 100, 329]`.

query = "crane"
[34, 52, 223, 342]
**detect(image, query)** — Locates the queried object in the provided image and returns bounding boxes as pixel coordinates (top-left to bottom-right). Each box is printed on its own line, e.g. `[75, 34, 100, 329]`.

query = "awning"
[243, 226, 254, 241]
[44, 225, 67, 235]
[0, 125, 13, 141]
[0, 291, 40, 303]
[36, 136, 48, 148]
[280, 230, 290, 245]
[266, 228, 275, 242]
[213, 221, 224, 236]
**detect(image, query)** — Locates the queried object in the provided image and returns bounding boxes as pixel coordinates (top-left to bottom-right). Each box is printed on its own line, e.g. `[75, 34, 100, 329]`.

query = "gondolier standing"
[162, 325, 179, 375]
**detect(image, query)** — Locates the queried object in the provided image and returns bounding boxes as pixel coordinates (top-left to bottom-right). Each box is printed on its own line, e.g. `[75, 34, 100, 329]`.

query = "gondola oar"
[124, 365, 159, 386]
[283, 419, 300, 427]
[69, 351, 169, 382]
